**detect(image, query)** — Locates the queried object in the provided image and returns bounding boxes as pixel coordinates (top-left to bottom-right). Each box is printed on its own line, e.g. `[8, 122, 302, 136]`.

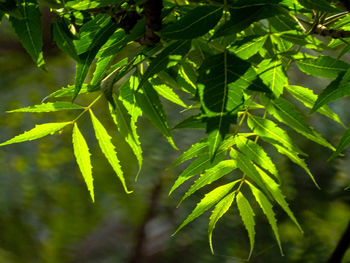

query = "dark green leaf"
[162, 6, 222, 39]
[9, 0, 45, 69]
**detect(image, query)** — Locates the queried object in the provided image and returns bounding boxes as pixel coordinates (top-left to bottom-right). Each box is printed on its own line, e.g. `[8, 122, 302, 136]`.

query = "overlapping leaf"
[162, 6, 223, 39]
[9, 0, 45, 69]
[7, 102, 83, 113]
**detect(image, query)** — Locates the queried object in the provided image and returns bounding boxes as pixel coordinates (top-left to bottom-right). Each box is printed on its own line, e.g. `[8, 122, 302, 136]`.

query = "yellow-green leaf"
[237, 192, 255, 260]
[208, 190, 237, 254]
[0, 122, 71, 146]
[173, 181, 237, 235]
[7, 102, 83, 113]
[90, 110, 132, 194]
[247, 182, 283, 255]
[72, 123, 94, 202]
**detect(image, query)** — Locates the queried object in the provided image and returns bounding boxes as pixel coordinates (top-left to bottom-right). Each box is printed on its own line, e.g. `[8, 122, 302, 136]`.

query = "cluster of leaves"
[1, 0, 350, 258]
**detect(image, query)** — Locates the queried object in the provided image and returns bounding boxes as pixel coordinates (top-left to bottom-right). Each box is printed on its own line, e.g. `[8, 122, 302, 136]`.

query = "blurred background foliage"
[0, 11, 350, 263]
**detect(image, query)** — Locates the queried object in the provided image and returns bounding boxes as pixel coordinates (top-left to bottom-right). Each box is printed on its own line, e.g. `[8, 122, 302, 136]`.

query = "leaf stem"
[71, 94, 103, 124]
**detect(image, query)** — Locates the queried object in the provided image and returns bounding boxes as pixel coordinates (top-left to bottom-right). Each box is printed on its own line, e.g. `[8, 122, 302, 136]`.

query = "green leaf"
[296, 55, 348, 79]
[208, 191, 237, 254]
[198, 52, 262, 157]
[52, 18, 79, 61]
[180, 160, 237, 204]
[311, 72, 350, 114]
[213, 5, 280, 38]
[229, 35, 267, 60]
[247, 115, 305, 155]
[7, 102, 84, 113]
[0, 122, 71, 146]
[329, 127, 350, 160]
[265, 97, 335, 150]
[230, 148, 270, 195]
[257, 59, 287, 98]
[90, 110, 132, 194]
[254, 165, 303, 232]
[135, 81, 177, 149]
[139, 40, 191, 89]
[169, 139, 208, 168]
[120, 76, 143, 121]
[247, 182, 283, 255]
[236, 192, 255, 260]
[297, 0, 339, 12]
[74, 16, 118, 100]
[286, 85, 343, 125]
[267, 140, 319, 188]
[72, 123, 94, 202]
[173, 181, 237, 235]
[235, 135, 279, 179]
[42, 85, 91, 101]
[66, 0, 122, 10]
[162, 6, 222, 39]
[109, 95, 143, 176]
[150, 79, 188, 108]
[169, 151, 226, 195]
[9, 0, 45, 69]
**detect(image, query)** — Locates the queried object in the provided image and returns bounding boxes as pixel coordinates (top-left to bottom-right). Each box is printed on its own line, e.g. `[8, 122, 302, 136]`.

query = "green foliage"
[1, 0, 350, 259]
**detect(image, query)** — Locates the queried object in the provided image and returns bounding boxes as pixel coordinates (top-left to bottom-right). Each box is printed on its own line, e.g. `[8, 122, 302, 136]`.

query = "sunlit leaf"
[7, 102, 83, 113]
[173, 181, 237, 235]
[237, 192, 255, 260]
[0, 122, 71, 146]
[90, 110, 132, 194]
[72, 123, 94, 202]
[247, 182, 283, 255]
[209, 191, 237, 254]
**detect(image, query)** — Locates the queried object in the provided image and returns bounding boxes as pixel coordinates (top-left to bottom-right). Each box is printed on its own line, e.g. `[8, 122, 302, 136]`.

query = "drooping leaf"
[296, 55, 348, 79]
[236, 192, 255, 260]
[247, 182, 283, 255]
[247, 114, 305, 155]
[135, 81, 177, 149]
[265, 97, 335, 150]
[162, 6, 223, 39]
[286, 85, 343, 125]
[311, 72, 350, 114]
[180, 160, 237, 204]
[329, 127, 350, 160]
[52, 18, 79, 61]
[7, 102, 83, 113]
[173, 181, 237, 235]
[0, 122, 71, 146]
[169, 151, 226, 195]
[90, 110, 132, 194]
[235, 135, 279, 179]
[230, 148, 270, 195]
[264, 139, 319, 188]
[208, 191, 237, 254]
[138, 40, 191, 89]
[257, 59, 287, 98]
[9, 0, 45, 69]
[254, 165, 303, 232]
[72, 123, 94, 202]
[109, 95, 143, 175]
